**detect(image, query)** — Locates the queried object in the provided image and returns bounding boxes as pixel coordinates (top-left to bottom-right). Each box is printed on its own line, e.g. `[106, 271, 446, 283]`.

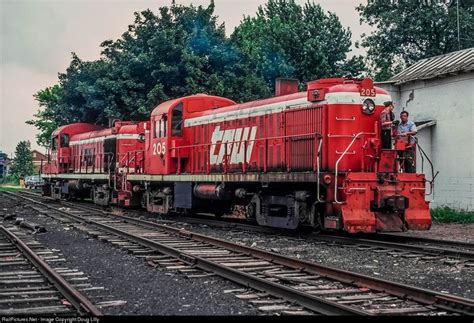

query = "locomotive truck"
[42, 77, 433, 233]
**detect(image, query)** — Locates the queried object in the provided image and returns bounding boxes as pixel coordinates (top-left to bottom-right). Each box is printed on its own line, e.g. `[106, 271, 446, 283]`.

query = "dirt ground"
[394, 223, 474, 243]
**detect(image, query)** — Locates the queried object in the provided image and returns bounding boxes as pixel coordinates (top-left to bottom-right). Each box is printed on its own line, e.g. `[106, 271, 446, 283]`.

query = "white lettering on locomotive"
[210, 126, 257, 165]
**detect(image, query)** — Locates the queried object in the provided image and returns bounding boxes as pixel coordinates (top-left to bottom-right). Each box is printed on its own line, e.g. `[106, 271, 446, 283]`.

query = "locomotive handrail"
[414, 137, 439, 197]
[170, 131, 322, 174]
[334, 132, 375, 204]
[170, 132, 320, 150]
[117, 150, 145, 173]
[316, 137, 324, 203]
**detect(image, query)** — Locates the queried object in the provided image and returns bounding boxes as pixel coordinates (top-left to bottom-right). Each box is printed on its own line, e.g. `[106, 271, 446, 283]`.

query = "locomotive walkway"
[3, 191, 473, 316]
[0, 224, 102, 315]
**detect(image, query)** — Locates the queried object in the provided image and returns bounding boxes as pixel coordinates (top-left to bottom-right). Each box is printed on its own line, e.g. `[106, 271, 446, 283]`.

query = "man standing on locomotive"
[397, 111, 417, 173]
[380, 101, 396, 149]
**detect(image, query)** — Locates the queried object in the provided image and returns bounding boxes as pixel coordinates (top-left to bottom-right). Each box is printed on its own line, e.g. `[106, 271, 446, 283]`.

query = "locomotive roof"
[70, 122, 143, 141]
[151, 94, 236, 117]
[191, 79, 389, 118]
[51, 123, 104, 137]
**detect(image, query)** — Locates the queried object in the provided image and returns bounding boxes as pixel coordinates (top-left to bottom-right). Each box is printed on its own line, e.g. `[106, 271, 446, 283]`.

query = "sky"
[0, 0, 369, 156]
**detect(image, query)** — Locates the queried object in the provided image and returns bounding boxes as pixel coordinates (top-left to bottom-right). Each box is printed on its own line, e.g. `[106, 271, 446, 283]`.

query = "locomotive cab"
[147, 95, 236, 175]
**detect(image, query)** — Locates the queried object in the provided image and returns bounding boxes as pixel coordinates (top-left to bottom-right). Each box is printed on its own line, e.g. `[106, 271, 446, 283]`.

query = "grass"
[431, 206, 474, 224]
[0, 185, 22, 192]
[0, 185, 42, 194]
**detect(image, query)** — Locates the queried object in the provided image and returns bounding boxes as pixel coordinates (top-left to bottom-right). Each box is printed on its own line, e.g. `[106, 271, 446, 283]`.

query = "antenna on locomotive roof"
[109, 118, 121, 128]
[342, 72, 353, 79]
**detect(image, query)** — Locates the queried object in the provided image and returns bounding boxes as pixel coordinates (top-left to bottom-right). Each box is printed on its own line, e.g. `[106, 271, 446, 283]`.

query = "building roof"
[388, 48, 474, 85]
[31, 150, 47, 162]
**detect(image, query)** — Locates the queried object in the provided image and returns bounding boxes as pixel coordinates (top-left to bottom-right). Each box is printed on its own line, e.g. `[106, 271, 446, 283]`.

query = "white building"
[377, 48, 474, 211]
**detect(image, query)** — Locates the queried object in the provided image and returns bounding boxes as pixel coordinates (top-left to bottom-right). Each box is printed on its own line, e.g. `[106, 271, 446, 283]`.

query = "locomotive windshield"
[51, 136, 58, 150]
[60, 134, 69, 147]
[172, 103, 183, 136]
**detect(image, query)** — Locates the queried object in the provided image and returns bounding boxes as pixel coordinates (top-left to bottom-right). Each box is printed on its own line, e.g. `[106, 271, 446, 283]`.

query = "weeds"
[431, 206, 474, 224]
[110, 207, 124, 216]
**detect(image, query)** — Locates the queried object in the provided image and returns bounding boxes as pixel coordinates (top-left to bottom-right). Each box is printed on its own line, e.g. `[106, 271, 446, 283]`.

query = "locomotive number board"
[360, 88, 376, 97]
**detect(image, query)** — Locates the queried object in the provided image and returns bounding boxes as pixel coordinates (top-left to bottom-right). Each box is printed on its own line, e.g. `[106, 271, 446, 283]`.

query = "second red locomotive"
[42, 77, 432, 233]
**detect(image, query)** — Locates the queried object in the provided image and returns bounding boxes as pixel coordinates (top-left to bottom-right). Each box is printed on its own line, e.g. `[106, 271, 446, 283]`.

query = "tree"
[26, 85, 63, 148]
[28, 2, 270, 147]
[357, 0, 474, 81]
[232, 0, 365, 87]
[10, 141, 35, 182]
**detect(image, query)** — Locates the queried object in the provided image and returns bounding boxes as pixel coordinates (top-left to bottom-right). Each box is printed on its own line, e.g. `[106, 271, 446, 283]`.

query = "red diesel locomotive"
[42, 77, 432, 233]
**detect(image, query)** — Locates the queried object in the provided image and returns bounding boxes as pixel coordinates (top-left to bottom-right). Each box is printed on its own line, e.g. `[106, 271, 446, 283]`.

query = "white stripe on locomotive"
[185, 92, 391, 127]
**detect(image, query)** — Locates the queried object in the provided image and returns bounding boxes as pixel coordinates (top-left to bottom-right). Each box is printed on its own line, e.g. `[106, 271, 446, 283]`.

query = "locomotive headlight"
[362, 98, 375, 114]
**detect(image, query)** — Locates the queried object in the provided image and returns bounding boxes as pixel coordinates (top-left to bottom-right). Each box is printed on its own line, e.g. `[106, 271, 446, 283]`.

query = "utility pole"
[457, 0, 461, 50]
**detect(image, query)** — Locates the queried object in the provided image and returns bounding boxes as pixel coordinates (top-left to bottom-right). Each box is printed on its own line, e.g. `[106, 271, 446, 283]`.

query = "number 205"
[361, 88, 376, 97]
[152, 142, 166, 155]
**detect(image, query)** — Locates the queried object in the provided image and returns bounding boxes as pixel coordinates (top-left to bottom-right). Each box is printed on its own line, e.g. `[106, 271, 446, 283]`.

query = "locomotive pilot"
[397, 111, 417, 173]
[380, 101, 396, 149]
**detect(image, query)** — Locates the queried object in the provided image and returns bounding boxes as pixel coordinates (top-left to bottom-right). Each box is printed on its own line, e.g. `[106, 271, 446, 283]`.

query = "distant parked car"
[25, 175, 44, 189]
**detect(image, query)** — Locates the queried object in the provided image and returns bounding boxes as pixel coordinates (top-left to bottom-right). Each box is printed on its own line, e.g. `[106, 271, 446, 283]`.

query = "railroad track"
[3, 191, 473, 316]
[153, 213, 474, 263]
[0, 224, 102, 316]
[12, 190, 474, 264]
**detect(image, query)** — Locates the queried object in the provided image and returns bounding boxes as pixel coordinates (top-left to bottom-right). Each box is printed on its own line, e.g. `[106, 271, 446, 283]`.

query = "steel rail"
[11, 191, 474, 262]
[8, 193, 363, 315]
[316, 234, 474, 260]
[16, 190, 474, 251]
[7, 192, 473, 315]
[364, 233, 474, 250]
[57, 197, 474, 260]
[0, 225, 102, 316]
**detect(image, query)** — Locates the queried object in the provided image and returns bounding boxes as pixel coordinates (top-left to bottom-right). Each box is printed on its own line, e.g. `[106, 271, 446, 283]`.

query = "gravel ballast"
[0, 195, 260, 315]
[158, 218, 474, 299]
[1, 193, 472, 313]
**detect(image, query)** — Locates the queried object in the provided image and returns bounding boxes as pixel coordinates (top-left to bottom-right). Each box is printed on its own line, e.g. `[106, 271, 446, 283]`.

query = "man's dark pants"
[381, 129, 392, 149]
[403, 147, 416, 173]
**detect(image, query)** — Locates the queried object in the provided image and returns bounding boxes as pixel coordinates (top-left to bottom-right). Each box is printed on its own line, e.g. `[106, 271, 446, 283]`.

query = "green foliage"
[29, 1, 363, 145]
[28, 2, 271, 146]
[9, 141, 35, 182]
[26, 85, 62, 148]
[232, 0, 365, 87]
[431, 206, 474, 224]
[357, 0, 474, 81]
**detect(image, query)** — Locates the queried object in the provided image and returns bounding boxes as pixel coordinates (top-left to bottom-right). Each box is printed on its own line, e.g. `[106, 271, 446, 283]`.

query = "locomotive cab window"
[60, 134, 69, 147]
[171, 103, 183, 137]
[51, 136, 58, 150]
[155, 117, 167, 138]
